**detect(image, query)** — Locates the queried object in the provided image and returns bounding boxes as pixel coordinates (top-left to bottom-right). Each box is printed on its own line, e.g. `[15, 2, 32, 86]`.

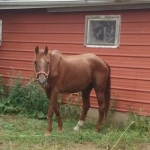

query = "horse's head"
[34, 46, 50, 87]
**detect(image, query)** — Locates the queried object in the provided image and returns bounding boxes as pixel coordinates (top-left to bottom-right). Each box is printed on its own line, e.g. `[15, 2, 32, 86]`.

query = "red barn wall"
[0, 9, 150, 116]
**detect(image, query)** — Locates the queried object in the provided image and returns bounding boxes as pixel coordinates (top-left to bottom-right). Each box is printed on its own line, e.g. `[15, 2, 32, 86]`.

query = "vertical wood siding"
[0, 9, 150, 116]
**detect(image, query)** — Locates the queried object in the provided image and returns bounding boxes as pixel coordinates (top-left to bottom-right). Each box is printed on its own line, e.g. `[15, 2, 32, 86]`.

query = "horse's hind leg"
[74, 83, 93, 131]
[95, 89, 105, 132]
[54, 105, 63, 132]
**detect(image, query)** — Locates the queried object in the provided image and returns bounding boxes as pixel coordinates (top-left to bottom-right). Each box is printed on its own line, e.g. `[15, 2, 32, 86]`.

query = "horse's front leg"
[45, 89, 62, 136]
[45, 107, 53, 136]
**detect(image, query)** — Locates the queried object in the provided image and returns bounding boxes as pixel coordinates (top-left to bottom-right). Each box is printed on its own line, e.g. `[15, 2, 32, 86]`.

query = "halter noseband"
[36, 71, 49, 78]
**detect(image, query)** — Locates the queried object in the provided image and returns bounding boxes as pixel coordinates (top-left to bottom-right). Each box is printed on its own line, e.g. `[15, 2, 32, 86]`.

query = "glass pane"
[88, 20, 116, 45]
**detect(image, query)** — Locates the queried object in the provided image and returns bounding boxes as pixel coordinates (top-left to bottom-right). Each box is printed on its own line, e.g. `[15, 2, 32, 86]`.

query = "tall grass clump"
[130, 113, 150, 133]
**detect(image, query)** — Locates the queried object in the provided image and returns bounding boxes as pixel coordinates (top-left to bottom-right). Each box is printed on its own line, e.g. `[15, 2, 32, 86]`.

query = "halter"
[36, 71, 49, 79]
[34, 56, 51, 80]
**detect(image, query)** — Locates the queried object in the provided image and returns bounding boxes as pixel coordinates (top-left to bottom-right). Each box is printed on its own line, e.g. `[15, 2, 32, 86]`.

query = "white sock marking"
[74, 120, 84, 131]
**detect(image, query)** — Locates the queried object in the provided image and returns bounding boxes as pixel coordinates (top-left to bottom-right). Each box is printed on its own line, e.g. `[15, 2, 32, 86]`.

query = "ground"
[50, 142, 101, 150]
[0, 114, 149, 150]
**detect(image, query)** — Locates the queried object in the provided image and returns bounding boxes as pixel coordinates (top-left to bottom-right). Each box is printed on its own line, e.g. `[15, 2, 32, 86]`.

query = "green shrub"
[0, 76, 49, 119]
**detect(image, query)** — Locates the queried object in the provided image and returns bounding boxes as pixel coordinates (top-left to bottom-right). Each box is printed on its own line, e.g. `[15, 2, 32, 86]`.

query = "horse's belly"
[60, 77, 90, 93]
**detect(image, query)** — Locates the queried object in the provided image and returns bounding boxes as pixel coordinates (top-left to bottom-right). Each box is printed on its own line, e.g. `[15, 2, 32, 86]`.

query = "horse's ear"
[44, 46, 49, 55]
[35, 46, 39, 55]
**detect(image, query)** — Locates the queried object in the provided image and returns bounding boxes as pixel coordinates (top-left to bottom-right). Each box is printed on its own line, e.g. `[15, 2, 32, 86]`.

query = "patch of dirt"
[54, 142, 107, 150]
[140, 144, 150, 150]
[0, 114, 17, 121]
[49, 143, 98, 150]
[59, 143, 150, 150]
[70, 143, 101, 150]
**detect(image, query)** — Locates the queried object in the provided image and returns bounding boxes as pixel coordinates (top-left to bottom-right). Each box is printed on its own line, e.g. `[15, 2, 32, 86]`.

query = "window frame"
[84, 15, 121, 48]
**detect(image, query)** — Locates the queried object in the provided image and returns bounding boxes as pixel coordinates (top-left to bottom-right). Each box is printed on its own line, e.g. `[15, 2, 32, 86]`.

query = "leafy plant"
[0, 75, 49, 119]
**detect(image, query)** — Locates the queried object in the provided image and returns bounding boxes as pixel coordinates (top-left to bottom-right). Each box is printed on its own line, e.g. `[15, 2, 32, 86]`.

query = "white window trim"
[84, 15, 121, 48]
[0, 20, 2, 46]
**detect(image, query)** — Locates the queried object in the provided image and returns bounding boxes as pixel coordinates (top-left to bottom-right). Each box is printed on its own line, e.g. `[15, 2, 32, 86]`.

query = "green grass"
[0, 114, 149, 150]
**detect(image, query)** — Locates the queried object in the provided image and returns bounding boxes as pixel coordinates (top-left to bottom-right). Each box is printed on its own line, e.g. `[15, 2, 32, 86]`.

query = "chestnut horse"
[34, 46, 111, 136]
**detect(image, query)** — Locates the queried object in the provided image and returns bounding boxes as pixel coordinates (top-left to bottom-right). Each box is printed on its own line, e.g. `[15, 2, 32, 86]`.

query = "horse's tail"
[105, 63, 111, 119]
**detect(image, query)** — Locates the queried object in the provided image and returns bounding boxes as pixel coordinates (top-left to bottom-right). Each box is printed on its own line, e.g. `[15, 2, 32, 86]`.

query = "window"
[84, 15, 121, 48]
[0, 20, 2, 45]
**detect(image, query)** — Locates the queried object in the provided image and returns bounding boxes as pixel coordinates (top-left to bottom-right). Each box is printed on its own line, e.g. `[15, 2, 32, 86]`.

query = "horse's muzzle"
[38, 74, 47, 87]
[38, 78, 47, 87]
[36, 71, 48, 87]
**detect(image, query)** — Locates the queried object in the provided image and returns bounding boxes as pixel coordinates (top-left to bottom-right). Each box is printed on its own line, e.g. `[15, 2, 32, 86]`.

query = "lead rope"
[110, 121, 135, 150]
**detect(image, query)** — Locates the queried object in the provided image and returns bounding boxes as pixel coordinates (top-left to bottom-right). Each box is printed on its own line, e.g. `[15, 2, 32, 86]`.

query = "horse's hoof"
[96, 128, 101, 132]
[57, 128, 62, 132]
[44, 131, 51, 136]
[73, 126, 79, 131]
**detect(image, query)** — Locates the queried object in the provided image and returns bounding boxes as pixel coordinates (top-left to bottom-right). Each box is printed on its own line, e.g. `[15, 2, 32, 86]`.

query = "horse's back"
[52, 51, 108, 74]
[72, 53, 109, 89]
[68, 53, 109, 75]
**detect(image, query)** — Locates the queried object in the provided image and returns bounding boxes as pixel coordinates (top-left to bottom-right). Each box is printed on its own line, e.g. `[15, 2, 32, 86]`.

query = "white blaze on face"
[40, 58, 45, 71]
[74, 120, 84, 131]
[41, 58, 45, 63]
[38, 58, 47, 85]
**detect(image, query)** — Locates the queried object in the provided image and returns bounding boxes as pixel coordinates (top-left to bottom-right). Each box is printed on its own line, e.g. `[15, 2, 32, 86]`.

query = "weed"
[129, 113, 150, 133]
[59, 93, 82, 120]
